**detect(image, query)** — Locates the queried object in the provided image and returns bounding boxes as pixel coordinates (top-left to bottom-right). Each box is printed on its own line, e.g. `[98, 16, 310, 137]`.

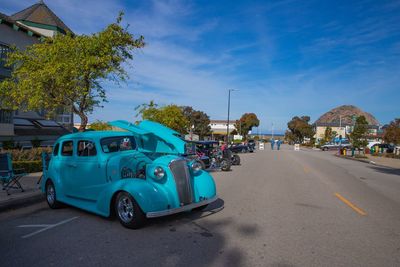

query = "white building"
[209, 120, 237, 138]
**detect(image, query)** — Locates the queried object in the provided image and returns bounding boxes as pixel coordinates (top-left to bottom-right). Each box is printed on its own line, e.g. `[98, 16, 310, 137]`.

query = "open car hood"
[109, 120, 186, 155]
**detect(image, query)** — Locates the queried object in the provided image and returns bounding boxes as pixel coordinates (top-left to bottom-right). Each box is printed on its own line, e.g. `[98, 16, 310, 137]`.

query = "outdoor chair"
[37, 152, 51, 185]
[0, 153, 27, 195]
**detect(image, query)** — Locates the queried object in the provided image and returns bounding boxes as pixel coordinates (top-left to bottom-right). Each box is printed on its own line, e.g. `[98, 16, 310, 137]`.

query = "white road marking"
[18, 225, 50, 228]
[19, 216, 79, 239]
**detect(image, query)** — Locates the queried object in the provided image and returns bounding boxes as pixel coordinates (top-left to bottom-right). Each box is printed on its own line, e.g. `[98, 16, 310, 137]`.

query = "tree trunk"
[78, 112, 88, 132]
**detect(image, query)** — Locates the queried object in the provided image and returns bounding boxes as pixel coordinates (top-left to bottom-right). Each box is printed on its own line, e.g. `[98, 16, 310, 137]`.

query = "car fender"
[41, 168, 62, 193]
[95, 178, 169, 217]
[192, 170, 217, 201]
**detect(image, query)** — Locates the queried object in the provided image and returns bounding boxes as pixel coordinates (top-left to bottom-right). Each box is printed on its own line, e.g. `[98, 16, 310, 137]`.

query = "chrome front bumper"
[146, 195, 218, 218]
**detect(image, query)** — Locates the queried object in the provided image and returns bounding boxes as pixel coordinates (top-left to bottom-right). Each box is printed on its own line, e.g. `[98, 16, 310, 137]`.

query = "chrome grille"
[169, 159, 193, 205]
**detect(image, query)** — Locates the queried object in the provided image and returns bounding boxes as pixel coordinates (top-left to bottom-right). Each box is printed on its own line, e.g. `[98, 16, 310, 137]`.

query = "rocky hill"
[315, 105, 379, 125]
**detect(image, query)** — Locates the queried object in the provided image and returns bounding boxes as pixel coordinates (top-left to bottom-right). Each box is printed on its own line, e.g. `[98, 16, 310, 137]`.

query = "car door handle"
[67, 163, 77, 168]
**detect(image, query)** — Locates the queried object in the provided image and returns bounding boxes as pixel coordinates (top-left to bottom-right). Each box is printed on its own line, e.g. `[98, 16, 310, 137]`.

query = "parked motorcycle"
[209, 148, 231, 171]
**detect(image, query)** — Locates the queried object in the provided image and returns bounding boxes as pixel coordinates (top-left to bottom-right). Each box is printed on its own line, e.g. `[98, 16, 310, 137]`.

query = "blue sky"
[3, 0, 400, 133]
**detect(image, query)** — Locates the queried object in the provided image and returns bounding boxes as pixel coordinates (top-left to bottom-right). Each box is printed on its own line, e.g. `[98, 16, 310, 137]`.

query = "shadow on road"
[368, 165, 400, 176]
[3, 197, 248, 267]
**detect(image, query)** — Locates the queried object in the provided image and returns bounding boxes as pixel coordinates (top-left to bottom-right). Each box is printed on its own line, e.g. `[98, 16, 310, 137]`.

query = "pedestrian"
[270, 138, 275, 150]
[221, 142, 227, 151]
[277, 139, 281, 150]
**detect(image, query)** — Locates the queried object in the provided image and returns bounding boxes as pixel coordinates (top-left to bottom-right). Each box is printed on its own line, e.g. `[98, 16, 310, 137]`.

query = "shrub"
[2, 139, 14, 149]
[4, 147, 52, 161]
[13, 160, 42, 173]
[31, 138, 42, 148]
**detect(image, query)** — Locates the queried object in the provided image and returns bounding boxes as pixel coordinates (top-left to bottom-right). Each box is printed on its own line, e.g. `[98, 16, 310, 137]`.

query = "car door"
[59, 140, 79, 198]
[74, 140, 106, 201]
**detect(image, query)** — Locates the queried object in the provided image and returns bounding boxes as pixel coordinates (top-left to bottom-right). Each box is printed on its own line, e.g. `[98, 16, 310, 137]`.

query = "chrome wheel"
[47, 184, 55, 205]
[117, 196, 134, 223]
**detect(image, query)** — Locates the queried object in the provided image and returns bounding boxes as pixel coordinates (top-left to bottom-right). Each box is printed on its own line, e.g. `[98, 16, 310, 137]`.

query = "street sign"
[233, 135, 243, 140]
[259, 143, 264, 150]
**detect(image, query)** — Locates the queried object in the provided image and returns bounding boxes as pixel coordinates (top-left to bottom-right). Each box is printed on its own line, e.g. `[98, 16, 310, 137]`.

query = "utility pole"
[271, 122, 274, 140]
[226, 89, 236, 143]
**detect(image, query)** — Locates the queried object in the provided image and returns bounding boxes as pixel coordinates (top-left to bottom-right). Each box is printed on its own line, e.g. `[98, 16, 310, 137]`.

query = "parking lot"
[1, 145, 400, 266]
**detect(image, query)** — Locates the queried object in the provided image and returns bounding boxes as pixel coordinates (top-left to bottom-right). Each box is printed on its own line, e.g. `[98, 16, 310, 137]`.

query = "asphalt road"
[1, 145, 400, 267]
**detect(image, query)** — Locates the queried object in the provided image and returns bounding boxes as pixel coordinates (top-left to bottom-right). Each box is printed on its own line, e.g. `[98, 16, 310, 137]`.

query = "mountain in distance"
[315, 105, 379, 125]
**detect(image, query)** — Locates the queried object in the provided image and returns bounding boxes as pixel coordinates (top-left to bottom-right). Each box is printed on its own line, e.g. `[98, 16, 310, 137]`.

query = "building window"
[0, 43, 11, 69]
[0, 110, 12, 123]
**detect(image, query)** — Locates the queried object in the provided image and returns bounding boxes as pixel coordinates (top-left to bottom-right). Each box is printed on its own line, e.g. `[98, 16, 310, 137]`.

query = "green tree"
[89, 120, 112, 131]
[284, 130, 296, 144]
[234, 113, 260, 139]
[0, 13, 145, 131]
[181, 106, 211, 139]
[134, 100, 158, 119]
[137, 103, 189, 134]
[383, 118, 400, 145]
[349, 115, 369, 149]
[286, 116, 315, 143]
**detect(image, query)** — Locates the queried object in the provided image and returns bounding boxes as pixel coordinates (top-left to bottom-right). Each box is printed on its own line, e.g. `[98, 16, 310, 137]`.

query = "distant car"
[248, 140, 256, 151]
[230, 144, 252, 153]
[372, 143, 395, 153]
[367, 141, 381, 149]
[321, 142, 351, 151]
[42, 121, 217, 229]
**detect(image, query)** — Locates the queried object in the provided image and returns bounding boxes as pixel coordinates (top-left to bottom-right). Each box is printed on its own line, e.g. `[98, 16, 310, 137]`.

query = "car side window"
[53, 143, 60, 156]
[61, 141, 73, 156]
[77, 140, 97, 157]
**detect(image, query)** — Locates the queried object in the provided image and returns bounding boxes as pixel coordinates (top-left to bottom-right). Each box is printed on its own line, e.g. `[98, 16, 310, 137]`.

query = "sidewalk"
[365, 154, 400, 169]
[336, 154, 400, 169]
[0, 172, 44, 212]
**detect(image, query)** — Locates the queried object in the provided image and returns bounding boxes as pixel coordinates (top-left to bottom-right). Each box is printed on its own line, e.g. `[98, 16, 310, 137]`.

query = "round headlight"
[153, 166, 165, 180]
[191, 161, 202, 173]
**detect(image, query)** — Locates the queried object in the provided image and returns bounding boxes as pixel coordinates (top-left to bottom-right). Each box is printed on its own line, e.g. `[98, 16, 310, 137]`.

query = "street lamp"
[226, 89, 236, 143]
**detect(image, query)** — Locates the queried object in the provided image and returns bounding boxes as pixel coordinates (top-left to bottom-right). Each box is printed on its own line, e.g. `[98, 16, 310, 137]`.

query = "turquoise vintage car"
[42, 120, 217, 229]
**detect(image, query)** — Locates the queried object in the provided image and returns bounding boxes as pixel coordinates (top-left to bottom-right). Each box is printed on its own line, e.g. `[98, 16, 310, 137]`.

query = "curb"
[0, 191, 44, 213]
[334, 154, 378, 165]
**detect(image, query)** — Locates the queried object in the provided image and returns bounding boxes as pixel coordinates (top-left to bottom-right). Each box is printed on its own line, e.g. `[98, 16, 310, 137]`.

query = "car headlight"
[153, 166, 165, 180]
[191, 161, 202, 173]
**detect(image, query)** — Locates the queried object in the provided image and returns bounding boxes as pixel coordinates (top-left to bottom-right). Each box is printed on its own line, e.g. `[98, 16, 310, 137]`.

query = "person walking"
[270, 138, 275, 150]
[277, 139, 281, 150]
[221, 142, 227, 151]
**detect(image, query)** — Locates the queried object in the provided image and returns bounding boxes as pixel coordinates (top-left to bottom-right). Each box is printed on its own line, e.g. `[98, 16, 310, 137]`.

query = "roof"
[0, 11, 43, 38]
[210, 120, 238, 124]
[59, 131, 133, 140]
[13, 117, 70, 136]
[11, 1, 72, 34]
[191, 141, 219, 145]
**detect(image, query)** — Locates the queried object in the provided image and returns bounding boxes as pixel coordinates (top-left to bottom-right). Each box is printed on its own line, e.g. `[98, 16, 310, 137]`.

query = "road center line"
[334, 193, 367, 216]
[19, 216, 79, 239]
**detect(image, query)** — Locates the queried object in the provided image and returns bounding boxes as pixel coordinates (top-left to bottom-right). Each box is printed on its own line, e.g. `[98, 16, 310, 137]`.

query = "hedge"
[12, 160, 42, 173]
[2, 147, 52, 161]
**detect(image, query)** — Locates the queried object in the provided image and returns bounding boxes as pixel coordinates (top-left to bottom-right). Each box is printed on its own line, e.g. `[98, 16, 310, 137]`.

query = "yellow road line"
[335, 193, 367, 216]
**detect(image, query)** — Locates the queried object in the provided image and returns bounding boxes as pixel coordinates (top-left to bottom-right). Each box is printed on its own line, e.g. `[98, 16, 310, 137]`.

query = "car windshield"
[185, 142, 196, 155]
[101, 136, 136, 153]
